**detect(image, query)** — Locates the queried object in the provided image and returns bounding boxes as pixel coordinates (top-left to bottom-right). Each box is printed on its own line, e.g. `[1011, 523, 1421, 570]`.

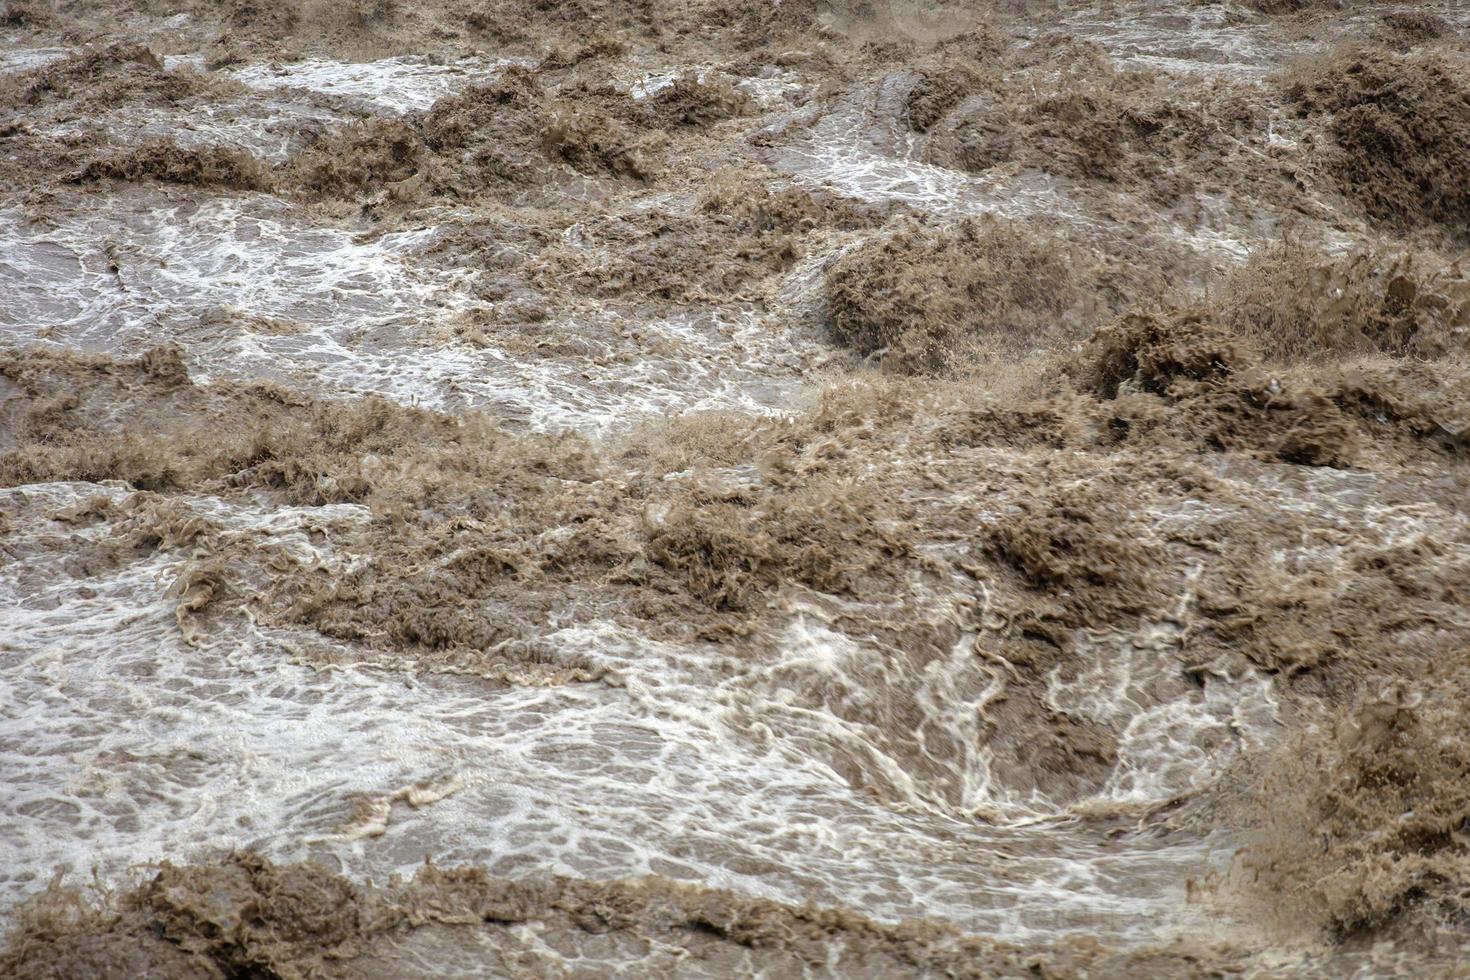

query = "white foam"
[0, 47, 70, 74]
[629, 70, 684, 100]
[629, 66, 804, 109]
[39, 98, 345, 165]
[0, 484, 1224, 944]
[8, 458, 1460, 946]
[227, 56, 525, 114]
[769, 78, 1076, 221]
[0, 192, 810, 431]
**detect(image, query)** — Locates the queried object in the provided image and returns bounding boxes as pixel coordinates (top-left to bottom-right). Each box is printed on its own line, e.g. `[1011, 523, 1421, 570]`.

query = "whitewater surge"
[0, 193, 812, 429]
[2, 478, 1237, 945]
[4, 2, 1470, 976]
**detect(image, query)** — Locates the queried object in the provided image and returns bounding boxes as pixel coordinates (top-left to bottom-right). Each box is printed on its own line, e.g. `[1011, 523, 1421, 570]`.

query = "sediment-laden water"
[2, 1, 1469, 976]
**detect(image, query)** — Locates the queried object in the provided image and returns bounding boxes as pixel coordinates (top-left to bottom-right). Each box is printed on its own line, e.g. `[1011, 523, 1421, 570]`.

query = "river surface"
[3, 2, 1469, 975]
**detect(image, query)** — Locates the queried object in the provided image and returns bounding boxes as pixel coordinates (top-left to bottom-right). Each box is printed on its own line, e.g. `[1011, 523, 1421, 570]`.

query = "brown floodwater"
[3, 1, 1469, 976]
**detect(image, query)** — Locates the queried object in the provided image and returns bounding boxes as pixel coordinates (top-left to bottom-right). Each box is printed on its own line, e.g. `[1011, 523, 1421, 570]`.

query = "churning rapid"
[1, 0, 1468, 976]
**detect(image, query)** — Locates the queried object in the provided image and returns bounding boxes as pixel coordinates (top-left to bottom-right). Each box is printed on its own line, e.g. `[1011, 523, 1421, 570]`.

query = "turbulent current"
[2, 1, 1469, 977]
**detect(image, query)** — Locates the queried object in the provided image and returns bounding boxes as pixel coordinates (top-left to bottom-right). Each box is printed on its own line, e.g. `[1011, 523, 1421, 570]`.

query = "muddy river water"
[3, 1, 1470, 976]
